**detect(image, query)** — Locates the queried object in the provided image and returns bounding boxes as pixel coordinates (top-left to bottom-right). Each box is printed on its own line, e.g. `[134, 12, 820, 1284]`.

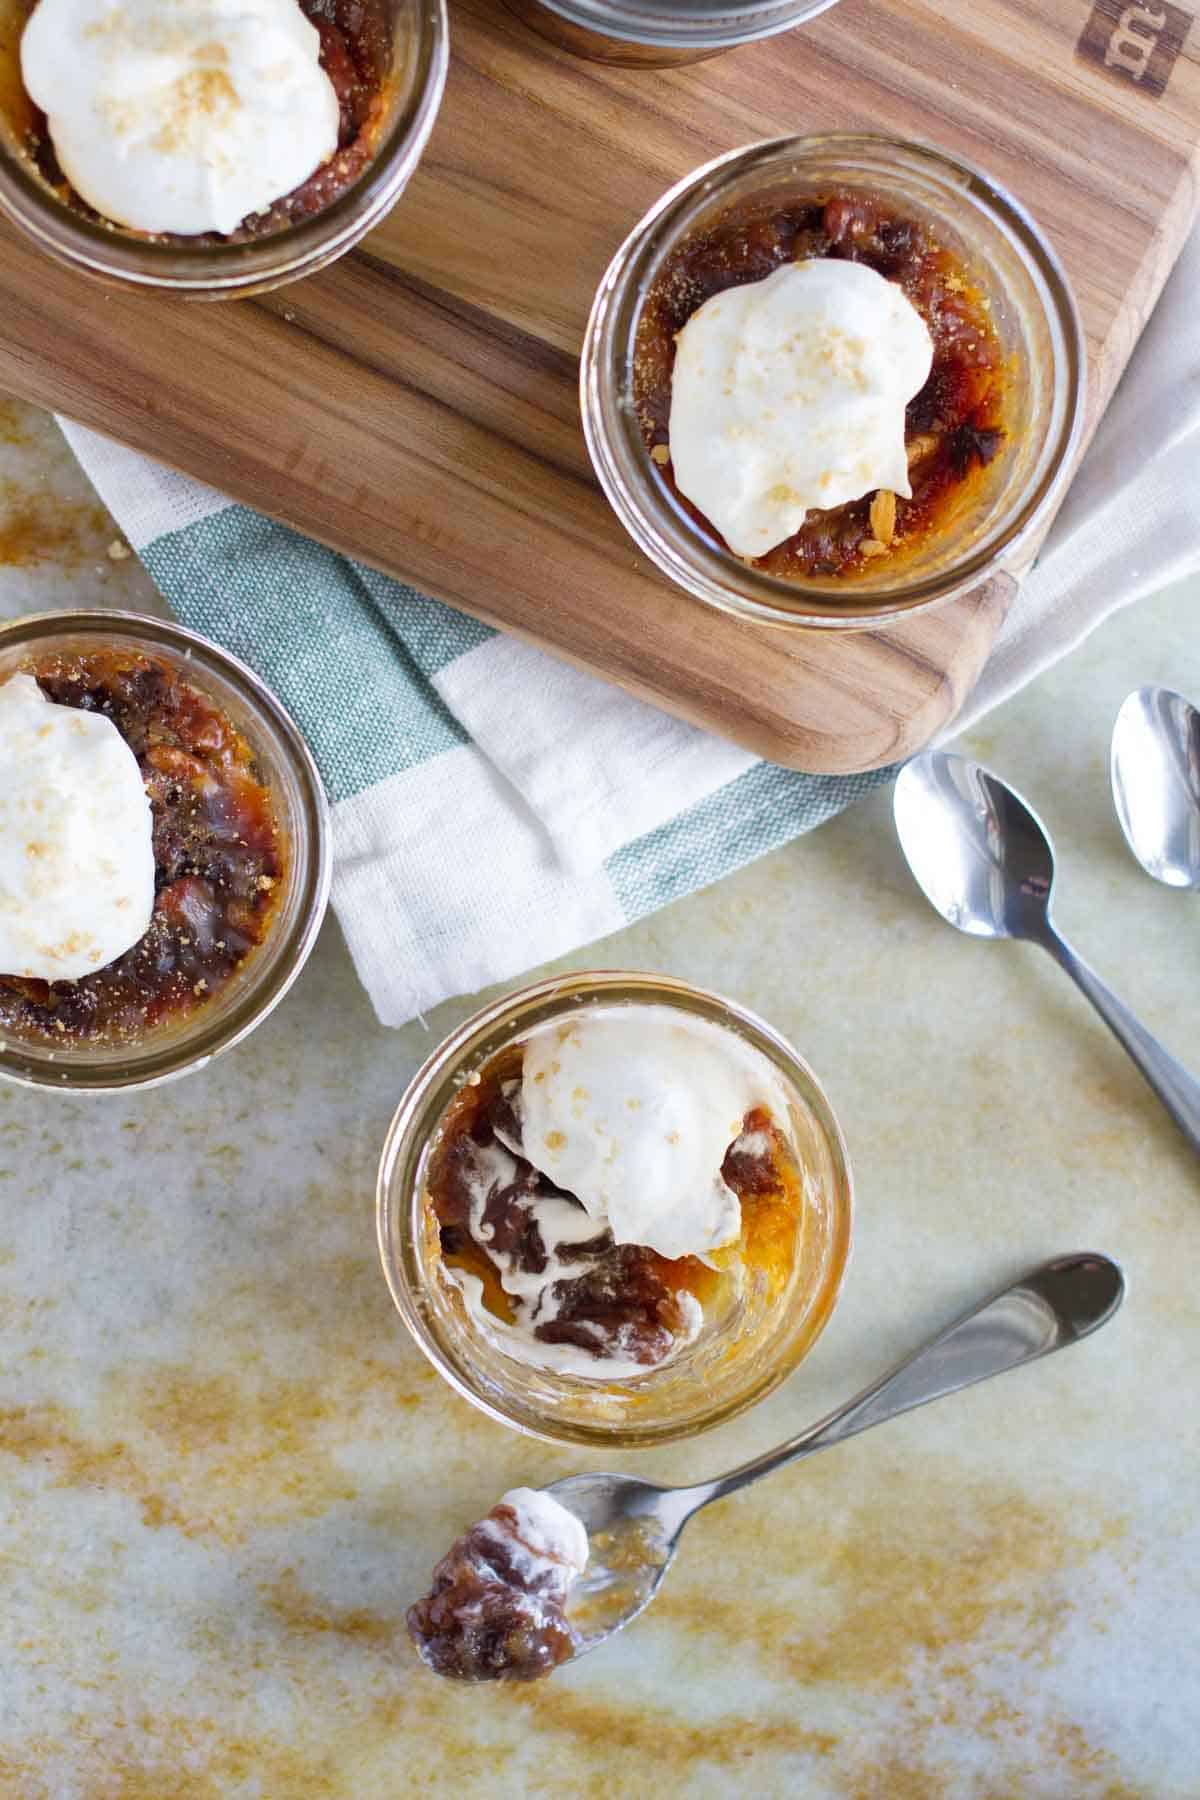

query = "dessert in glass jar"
[0, 0, 447, 294]
[377, 972, 852, 1447]
[582, 134, 1085, 627]
[0, 611, 329, 1089]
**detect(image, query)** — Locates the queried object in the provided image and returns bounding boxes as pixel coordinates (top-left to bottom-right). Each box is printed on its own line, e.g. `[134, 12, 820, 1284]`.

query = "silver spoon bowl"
[1111, 685, 1200, 889]
[549, 1253, 1123, 1659]
[894, 750, 1200, 1155]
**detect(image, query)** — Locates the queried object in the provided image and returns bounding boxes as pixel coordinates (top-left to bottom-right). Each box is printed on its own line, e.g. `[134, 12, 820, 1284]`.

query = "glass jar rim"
[0, 0, 448, 292]
[0, 609, 332, 1092]
[523, 0, 840, 50]
[581, 132, 1087, 630]
[376, 969, 855, 1447]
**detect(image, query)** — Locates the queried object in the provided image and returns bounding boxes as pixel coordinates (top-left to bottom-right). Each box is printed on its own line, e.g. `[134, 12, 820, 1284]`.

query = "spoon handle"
[1043, 925, 1200, 1155]
[688, 1254, 1123, 1512]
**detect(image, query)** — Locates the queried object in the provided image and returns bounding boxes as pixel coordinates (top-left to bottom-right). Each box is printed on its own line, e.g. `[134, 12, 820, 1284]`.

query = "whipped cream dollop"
[487, 1488, 589, 1586]
[21, 0, 341, 236]
[521, 1006, 785, 1260]
[668, 259, 934, 559]
[0, 675, 155, 982]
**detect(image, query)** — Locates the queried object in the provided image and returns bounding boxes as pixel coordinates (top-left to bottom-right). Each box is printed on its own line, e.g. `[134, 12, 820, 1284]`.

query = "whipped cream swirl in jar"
[0, 674, 154, 983]
[669, 258, 933, 560]
[20, 0, 341, 236]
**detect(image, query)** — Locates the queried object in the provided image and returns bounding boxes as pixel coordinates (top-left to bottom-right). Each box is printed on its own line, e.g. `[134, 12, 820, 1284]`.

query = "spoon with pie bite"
[549, 1252, 1122, 1661]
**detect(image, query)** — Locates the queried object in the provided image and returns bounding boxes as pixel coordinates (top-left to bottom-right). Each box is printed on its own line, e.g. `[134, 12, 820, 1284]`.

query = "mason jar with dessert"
[0, 611, 329, 1090]
[583, 134, 1086, 628]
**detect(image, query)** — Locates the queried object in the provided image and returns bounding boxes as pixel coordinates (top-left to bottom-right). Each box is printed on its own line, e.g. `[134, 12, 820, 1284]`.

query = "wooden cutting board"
[0, 0, 1196, 772]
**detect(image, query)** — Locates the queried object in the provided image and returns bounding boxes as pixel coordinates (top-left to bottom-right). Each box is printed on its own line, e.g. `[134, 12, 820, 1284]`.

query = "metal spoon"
[1111, 685, 1200, 889]
[551, 1253, 1123, 1661]
[893, 750, 1200, 1155]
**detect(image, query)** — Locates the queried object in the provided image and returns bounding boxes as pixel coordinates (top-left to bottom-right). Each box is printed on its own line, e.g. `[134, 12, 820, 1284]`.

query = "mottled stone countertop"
[0, 398, 1197, 1798]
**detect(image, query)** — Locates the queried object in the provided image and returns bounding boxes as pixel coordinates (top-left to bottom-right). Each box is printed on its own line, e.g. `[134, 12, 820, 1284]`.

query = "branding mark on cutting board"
[1078, 0, 1193, 96]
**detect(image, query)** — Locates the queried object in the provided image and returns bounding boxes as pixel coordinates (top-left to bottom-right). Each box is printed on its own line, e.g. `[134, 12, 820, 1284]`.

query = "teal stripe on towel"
[606, 759, 895, 919]
[143, 506, 489, 802]
[143, 501, 897, 907]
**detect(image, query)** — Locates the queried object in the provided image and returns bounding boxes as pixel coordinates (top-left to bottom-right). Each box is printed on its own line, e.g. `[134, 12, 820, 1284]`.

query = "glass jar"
[502, 0, 840, 66]
[377, 971, 853, 1448]
[0, 0, 447, 297]
[582, 134, 1086, 629]
[0, 611, 331, 1091]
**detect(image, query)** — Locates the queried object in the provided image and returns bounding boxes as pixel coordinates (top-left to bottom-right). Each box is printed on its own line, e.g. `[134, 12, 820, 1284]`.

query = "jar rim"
[581, 132, 1087, 630]
[0, 609, 331, 1092]
[376, 970, 854, 1448]
[0, 0, 448, 293]
[521, 0, 840, 50]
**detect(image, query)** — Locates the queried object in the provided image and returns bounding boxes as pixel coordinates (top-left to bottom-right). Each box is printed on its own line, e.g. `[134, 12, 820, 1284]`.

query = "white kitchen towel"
[60, 226, 1200, 1027]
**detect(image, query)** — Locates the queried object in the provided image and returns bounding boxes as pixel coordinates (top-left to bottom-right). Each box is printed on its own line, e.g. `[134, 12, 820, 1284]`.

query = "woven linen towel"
[60, 227, 1200, 1027]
